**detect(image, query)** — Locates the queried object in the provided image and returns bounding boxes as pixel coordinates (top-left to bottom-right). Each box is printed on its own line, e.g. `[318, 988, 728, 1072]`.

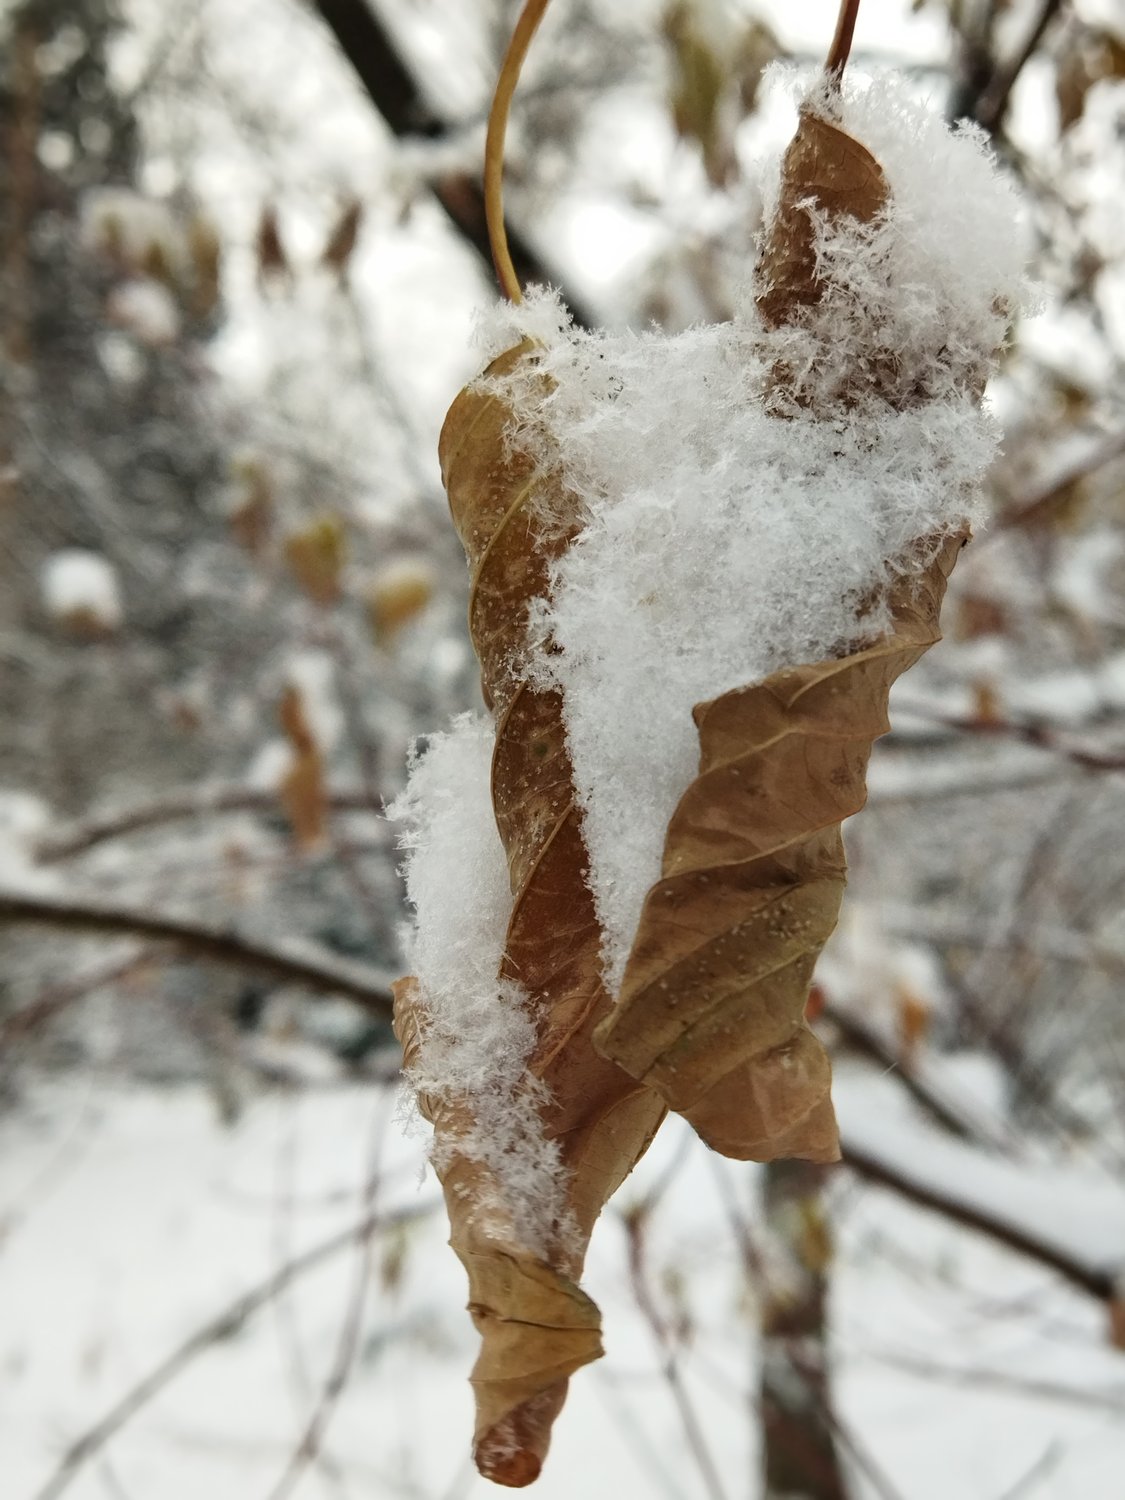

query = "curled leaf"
[401, 350, 665, 1484]
[392, 977, 605, 1487]
[592, 105, 962, 1159]
[595, 536, 961, 1159]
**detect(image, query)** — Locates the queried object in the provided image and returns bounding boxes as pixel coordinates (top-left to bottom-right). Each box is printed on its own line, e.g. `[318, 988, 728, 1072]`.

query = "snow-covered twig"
[0, 947, 157, 1050]
[34, 783, 385, 863]
[837, 1072, 1125, 1305]
[0, 889, 395, 1015]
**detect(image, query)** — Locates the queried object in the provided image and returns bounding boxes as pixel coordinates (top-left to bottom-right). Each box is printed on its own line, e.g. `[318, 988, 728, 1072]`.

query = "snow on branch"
[838, 1069, 1125, 1302]
[0, 888, 394, 1016]
[33, 781, 385, 862]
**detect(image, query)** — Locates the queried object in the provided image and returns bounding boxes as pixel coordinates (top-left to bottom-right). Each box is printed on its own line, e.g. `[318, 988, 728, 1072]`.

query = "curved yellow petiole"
[484, 0, 553, 304]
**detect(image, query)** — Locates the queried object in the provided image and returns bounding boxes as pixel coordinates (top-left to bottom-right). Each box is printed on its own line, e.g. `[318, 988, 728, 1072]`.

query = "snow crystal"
[477, 73, 1030, 994]
[388, 715, 569, 1255]
[41, 549, 123, 632]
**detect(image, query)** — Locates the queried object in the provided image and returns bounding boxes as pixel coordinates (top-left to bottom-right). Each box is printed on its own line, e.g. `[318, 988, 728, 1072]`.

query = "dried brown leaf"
[398, 346, 665, 1484]
[321, 198, 364, 276]
[414, 90, 982, 1480]
[278, 684, 327, 849]
[663, 2, 735, 187]
[595, 536, 961, 1160]
[367, 558, 434, 643]
[256, 203, 291, 289]
[285, 516, 345, 606]
[756, 106, 887, 330]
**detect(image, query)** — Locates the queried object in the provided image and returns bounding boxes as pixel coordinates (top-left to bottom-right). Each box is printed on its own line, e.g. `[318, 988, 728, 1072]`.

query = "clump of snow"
[477, 73, 1030, 993]
[388, 715, 569, 1255]
[246, 737, 295, 792]
[0, 789, 51, 883]
[41, 549, 123, 634]
[107, 277, 181, 346]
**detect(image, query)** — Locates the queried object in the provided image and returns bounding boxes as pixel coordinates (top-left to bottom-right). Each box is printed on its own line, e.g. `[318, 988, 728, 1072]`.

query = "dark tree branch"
[827, 1005, 1016, 1150]
[841, 1138, 1118, 1301]
[961, 0, 1067, 133]
[0, 890, 395, 1017]
[0, 947, 159, 1047]
[308, 0, 593, 326]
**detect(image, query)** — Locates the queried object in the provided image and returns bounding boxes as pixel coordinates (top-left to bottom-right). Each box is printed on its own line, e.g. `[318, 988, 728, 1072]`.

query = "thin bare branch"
[990, 429, 1125, 535]
[827, 1004, 1017, 1151]
[622, 1207, 729, 1500]
[309, 0, 593, 326]
[263, 1096, 392, 1500]
[972, 0, 1066, 133]
[889, 696, 1125, 774]
[30, 1199, 437, 1500]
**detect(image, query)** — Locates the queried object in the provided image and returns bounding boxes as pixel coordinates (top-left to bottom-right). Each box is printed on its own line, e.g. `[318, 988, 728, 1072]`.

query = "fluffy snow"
[480, 73, 1029, 993]
[835, 1065, 1125, 1284]
[41, 549, 124, 632]
[388, 715, 568, 1254]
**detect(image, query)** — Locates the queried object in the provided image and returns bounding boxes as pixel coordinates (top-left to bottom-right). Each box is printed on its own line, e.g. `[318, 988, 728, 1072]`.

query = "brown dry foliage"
[284, 515, 346, 605]
[278, 684, 327, 850]
[394, 342, 665, 1483]
[395, 98, 973, 1486]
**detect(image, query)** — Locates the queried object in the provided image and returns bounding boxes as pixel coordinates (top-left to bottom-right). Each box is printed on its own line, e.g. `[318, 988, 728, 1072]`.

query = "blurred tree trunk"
[760, 1159, 848, 1500]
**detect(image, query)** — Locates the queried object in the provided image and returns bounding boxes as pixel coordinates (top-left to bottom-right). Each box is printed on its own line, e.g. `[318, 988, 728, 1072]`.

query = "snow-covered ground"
[3, 1075, 1124, 1500]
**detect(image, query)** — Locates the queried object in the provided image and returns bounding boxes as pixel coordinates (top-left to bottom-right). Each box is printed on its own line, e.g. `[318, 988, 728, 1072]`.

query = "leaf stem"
[484, 0, 552, 303]
[825, 0, 862, 80]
